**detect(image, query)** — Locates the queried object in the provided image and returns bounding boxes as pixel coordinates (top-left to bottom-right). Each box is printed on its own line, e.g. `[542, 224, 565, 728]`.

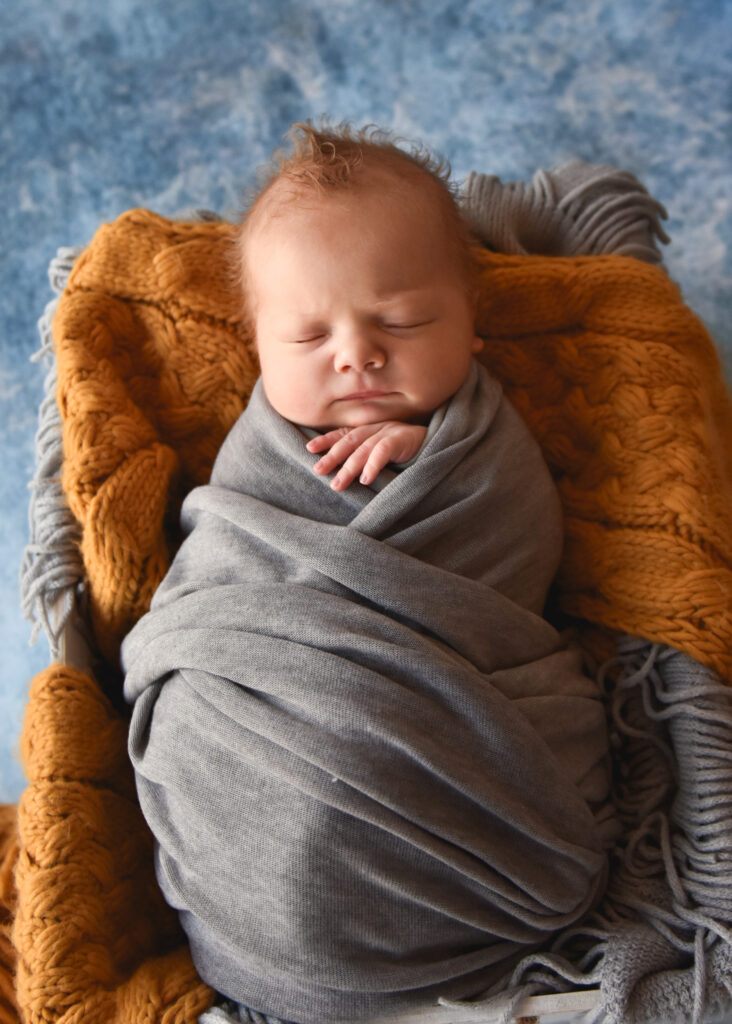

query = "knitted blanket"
[41, 209, 732, 682]
[4, 192, 732, 1024]
[121, 361, 613, 1023]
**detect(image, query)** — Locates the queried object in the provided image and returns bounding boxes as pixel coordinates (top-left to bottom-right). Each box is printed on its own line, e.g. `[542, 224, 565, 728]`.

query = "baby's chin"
[276, 393, 435, 431]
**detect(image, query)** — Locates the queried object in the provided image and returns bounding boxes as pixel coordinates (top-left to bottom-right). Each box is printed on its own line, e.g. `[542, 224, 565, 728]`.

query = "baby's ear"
[471, 334, 484, 354]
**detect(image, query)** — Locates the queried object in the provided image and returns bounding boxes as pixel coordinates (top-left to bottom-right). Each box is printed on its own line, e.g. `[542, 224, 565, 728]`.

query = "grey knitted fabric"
[460, 161, 669, 264]
[20, 247, 86, 661]
[123, 362, 613, 1024]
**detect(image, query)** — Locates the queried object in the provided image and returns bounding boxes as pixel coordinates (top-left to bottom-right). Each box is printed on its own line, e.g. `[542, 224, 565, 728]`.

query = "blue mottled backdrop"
[1, 0, 730, 802]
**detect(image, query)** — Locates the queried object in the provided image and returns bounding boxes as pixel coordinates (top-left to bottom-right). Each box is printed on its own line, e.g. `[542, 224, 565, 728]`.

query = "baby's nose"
[334, 328, 386, 372]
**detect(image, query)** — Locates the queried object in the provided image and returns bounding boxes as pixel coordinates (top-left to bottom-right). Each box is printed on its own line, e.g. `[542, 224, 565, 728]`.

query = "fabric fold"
[123, 361, 613, 1024]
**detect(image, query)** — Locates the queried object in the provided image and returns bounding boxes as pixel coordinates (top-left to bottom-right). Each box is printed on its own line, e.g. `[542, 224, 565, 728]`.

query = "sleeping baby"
[238, 121, 483, 493]
[122, 122, 614, 1024]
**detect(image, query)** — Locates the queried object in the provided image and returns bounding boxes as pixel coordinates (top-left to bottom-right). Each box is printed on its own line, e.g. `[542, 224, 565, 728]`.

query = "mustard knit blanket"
[54, 210, 732, 679]
[2, 207, 731, 1024]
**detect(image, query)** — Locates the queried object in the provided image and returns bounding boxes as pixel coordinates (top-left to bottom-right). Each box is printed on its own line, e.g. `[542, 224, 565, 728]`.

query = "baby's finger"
[358, 438, 394, 487]
[330, 442, 375, 491]
[311, 429, 370, 476]
[305, 428, 350, 454]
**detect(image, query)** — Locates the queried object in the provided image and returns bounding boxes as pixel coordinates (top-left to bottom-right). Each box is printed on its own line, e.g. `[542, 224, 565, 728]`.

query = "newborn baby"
[123, 122, 613, 1024]
[239, 121, 483, 491]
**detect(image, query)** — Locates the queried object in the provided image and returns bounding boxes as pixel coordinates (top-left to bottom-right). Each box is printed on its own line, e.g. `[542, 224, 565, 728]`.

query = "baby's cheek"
[270, 365, 332, 428]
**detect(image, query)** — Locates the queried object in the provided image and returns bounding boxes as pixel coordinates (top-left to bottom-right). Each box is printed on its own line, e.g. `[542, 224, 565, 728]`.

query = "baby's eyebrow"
[372, 288, 430, 304]
[276, 309, 327, 327]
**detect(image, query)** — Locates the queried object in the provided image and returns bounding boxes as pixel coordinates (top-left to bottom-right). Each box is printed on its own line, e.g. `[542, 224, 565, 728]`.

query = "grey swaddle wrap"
[122, 361, 613, 1023]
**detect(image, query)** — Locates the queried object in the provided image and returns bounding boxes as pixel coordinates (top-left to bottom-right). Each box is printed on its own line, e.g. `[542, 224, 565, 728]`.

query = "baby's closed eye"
[380, 317, 436, 332]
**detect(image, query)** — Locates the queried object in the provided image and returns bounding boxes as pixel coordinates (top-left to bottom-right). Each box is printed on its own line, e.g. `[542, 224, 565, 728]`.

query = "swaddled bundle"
[123, 360, 613, 1024]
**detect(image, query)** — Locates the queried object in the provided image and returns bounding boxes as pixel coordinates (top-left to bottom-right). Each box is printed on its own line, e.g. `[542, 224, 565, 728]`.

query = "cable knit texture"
[0, 806, 19, 1024]
[55, 208, 732, 677]
[1, 207, 730, 1023]
[11, 664, 214, 1023]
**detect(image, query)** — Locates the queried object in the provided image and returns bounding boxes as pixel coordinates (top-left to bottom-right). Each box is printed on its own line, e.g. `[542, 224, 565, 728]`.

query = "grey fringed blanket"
[122, 360, 614, 1024]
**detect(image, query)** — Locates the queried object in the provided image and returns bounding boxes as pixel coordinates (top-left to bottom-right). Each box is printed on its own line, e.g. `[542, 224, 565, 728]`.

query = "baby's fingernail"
[359, 471, 369, 484]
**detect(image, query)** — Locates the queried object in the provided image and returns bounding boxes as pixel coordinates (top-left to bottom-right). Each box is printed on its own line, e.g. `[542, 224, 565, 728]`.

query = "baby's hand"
[306, 421, 427, 491]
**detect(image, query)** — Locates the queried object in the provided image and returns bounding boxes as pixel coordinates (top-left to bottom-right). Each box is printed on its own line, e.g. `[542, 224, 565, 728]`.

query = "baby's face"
[244, 174, 483, 430]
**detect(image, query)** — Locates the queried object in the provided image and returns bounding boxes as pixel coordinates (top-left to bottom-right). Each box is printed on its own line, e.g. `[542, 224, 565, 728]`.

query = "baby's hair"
[249, 119, 452, 193]
[233, 120, 480, 336]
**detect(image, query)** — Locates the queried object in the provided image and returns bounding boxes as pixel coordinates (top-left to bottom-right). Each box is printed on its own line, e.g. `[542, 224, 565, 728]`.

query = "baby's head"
[235, 121, 483, 430]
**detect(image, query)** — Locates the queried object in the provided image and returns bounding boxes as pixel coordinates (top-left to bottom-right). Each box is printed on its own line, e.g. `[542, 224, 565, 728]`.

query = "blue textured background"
[1, 0, 730, 802]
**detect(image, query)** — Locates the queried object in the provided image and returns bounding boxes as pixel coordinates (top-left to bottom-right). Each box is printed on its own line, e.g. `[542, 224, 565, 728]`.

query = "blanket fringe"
[460, 162, 669, 264]
[19, 248, 85, 659]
